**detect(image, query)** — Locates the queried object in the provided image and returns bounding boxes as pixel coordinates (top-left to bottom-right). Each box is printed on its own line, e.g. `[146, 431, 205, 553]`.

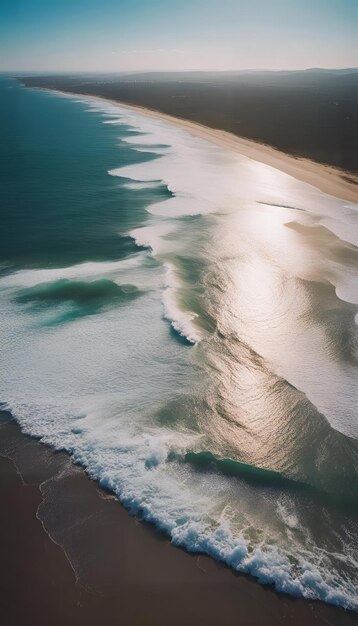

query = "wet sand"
[1, 414, 357, 626]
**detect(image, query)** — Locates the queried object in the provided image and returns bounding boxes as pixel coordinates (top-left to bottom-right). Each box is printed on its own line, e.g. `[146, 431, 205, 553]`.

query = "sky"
[0, 0, 357, 73]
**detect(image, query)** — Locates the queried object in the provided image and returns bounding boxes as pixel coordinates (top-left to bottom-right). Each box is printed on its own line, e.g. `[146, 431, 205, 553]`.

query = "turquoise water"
[1, 75, 358, 609]
[0, 76, 168, 269]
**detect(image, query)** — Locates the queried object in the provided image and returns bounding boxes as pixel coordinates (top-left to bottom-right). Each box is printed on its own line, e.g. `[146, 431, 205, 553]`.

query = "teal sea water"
[1, 75, 358, 609]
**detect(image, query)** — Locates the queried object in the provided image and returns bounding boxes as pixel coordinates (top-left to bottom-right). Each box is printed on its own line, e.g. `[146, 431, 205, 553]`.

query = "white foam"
[1, 269, 356, 607]
[129, 223, 176, 255]
[0, 255, 144, 289]
[126, 226, 201, 343]
[123, 181, 163, 190]
[162, 263, 201, 344]
[2, 90, 358, 611]
[3, 395, 357, 610]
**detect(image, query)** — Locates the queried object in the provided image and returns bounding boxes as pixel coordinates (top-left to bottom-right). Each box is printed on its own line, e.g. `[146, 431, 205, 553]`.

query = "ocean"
[1, 75, 358, 610]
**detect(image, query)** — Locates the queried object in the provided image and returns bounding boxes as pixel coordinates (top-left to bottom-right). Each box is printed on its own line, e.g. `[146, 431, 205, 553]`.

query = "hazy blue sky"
[1, 0, 357, 72]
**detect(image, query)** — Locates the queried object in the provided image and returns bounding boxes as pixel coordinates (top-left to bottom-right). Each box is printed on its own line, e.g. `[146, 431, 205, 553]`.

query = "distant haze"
[1, 0, 357, 72]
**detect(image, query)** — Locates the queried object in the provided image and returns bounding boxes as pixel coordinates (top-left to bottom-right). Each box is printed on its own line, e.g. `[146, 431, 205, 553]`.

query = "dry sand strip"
[47, 88, 358, 205]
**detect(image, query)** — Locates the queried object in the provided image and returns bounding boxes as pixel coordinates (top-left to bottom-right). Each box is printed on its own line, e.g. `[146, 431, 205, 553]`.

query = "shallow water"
[1, 75, 358, 609]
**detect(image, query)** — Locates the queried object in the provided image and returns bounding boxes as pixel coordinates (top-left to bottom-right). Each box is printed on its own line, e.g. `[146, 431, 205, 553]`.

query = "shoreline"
[1, 414, 357, 626]
[41, 85, 357, 204]
[4, 81, 357, 624]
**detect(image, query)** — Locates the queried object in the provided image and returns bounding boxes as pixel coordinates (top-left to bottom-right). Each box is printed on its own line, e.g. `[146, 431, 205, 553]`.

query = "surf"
[1, 79, 358, 611]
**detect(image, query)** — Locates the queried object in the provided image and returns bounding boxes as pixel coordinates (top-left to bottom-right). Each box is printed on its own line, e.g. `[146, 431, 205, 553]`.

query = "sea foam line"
[162, 263, 201, 345]
[6, 89, 357, 610]
[3, 399, 357, 612]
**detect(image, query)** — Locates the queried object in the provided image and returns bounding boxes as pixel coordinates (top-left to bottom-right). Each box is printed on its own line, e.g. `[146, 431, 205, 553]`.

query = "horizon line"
[2, 66, 358, 76]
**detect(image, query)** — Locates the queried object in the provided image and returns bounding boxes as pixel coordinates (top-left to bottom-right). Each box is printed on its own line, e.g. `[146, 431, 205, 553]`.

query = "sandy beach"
[4, 0, 358, 621]
[1, 414, 357, 626]
[2, 79, 357, 625]
[37, 87, 357, 205]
